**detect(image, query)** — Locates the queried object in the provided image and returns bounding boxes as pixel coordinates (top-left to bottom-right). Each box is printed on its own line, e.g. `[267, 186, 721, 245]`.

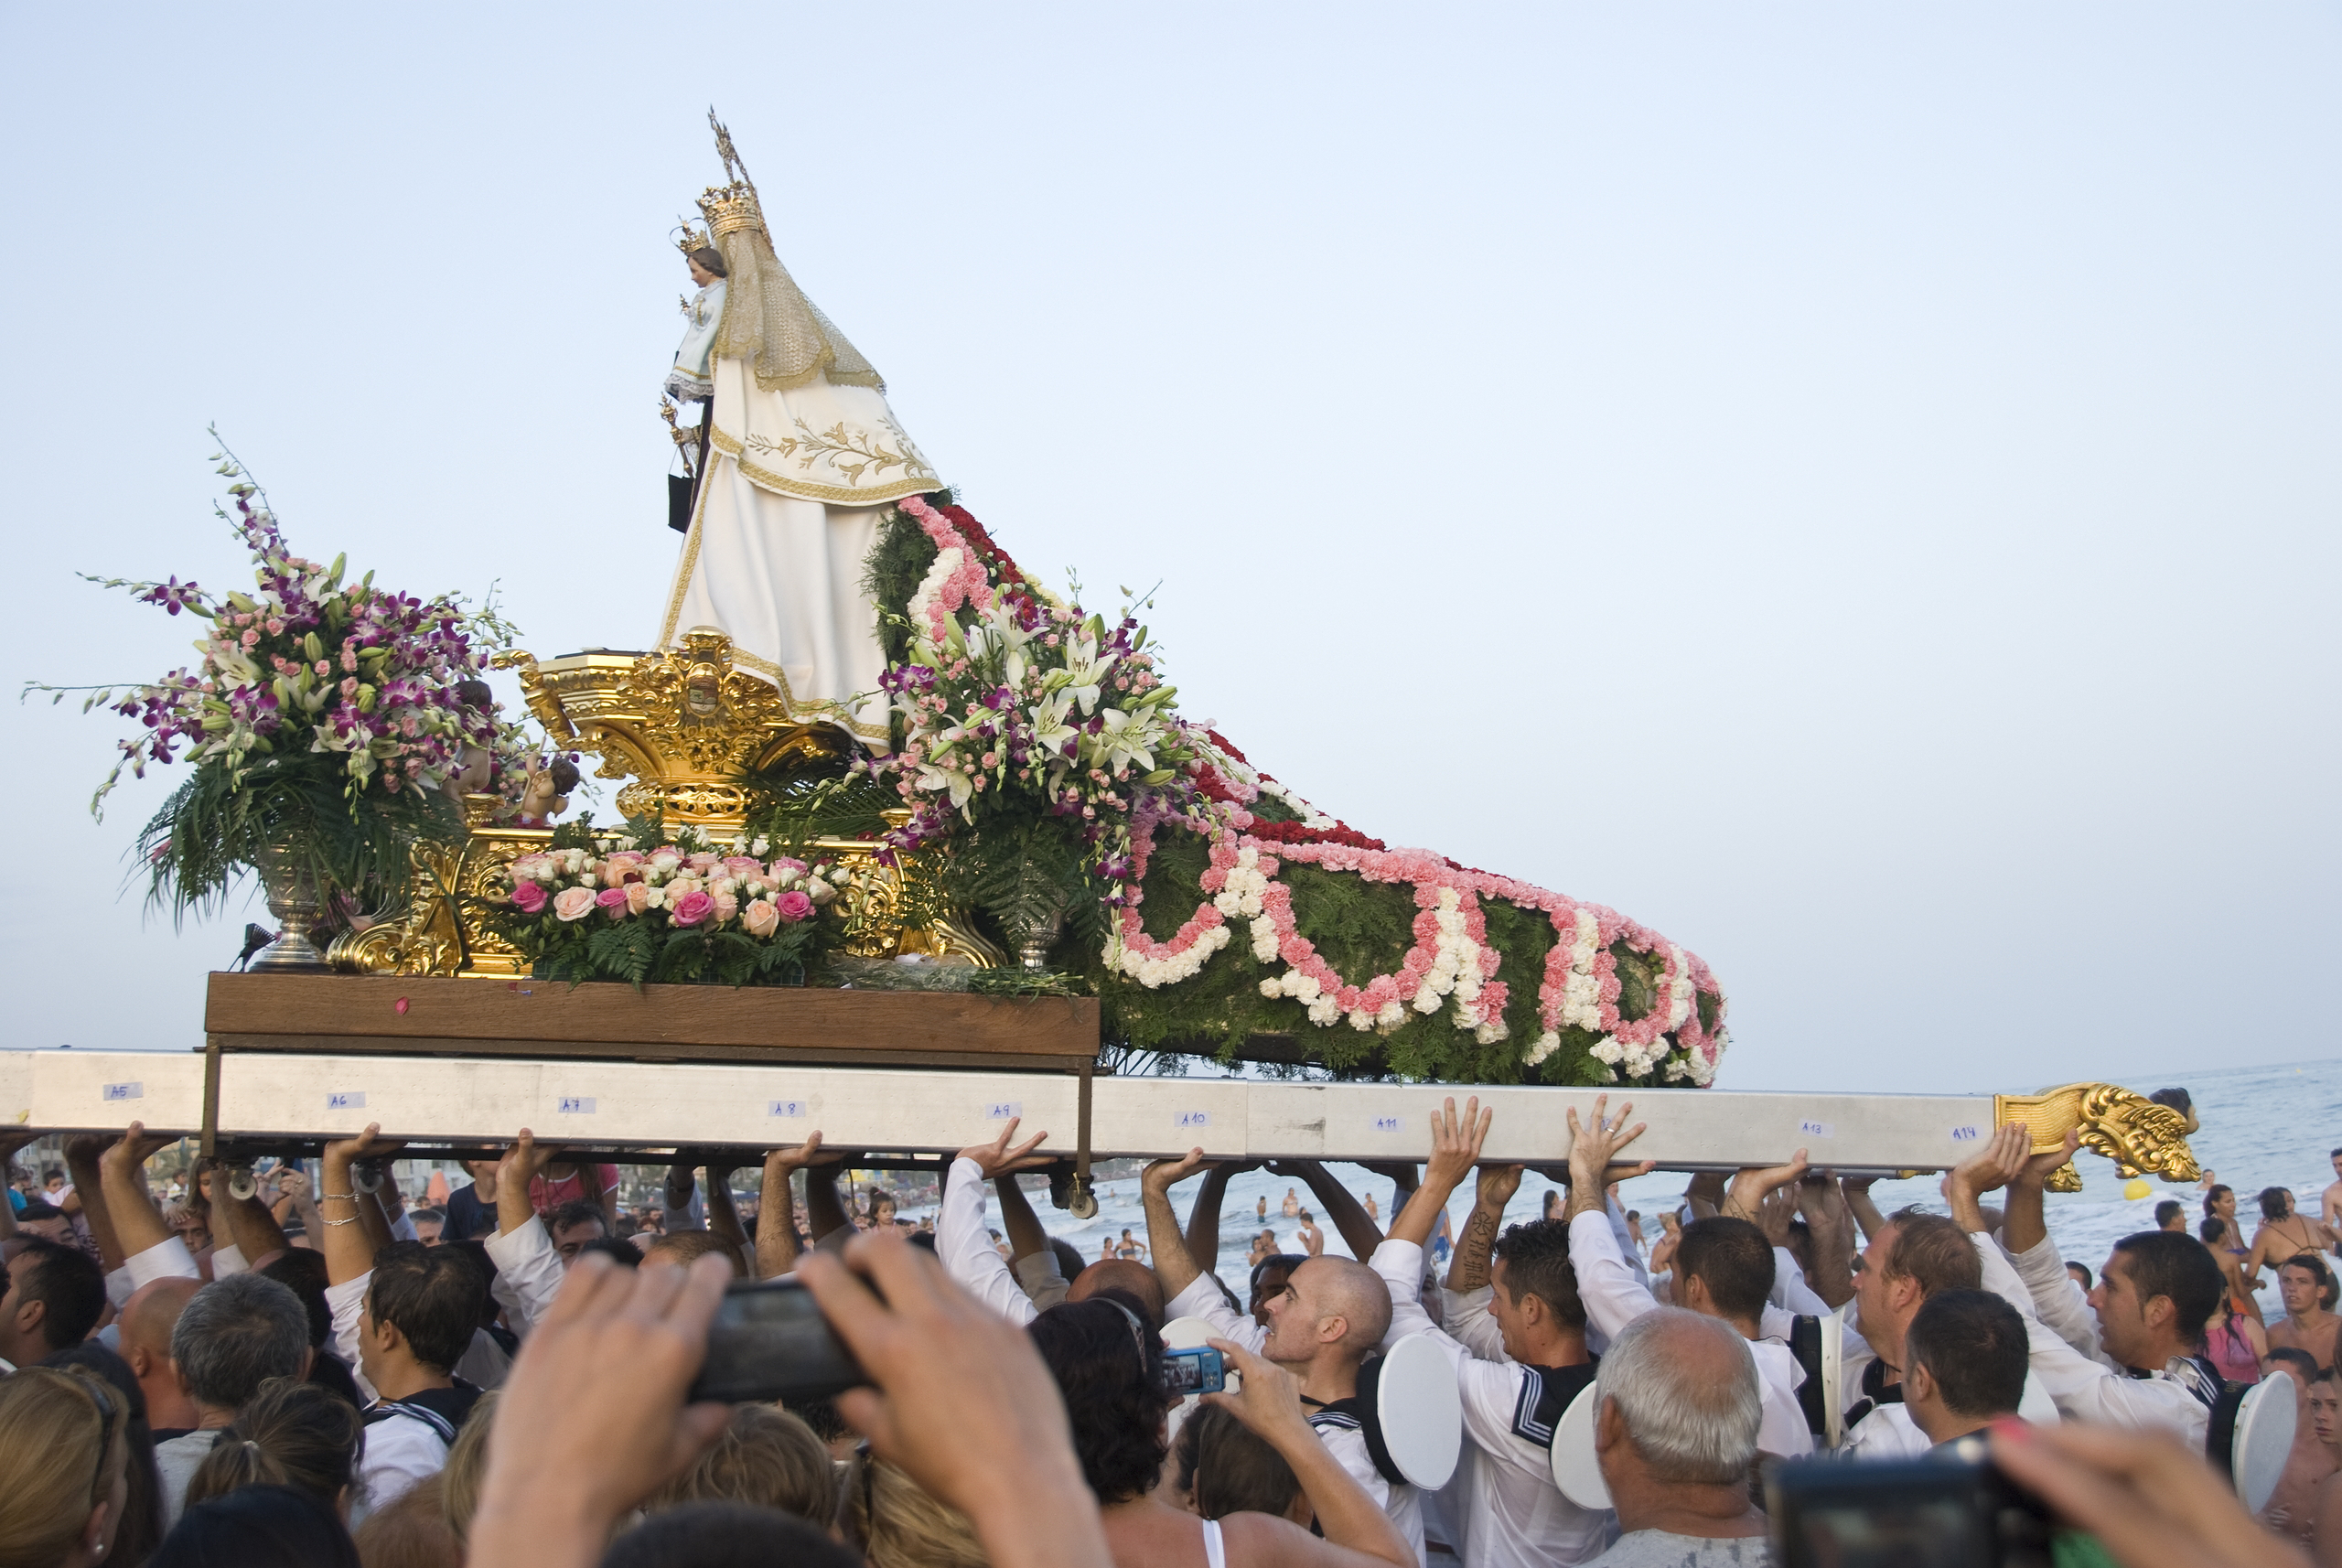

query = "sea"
[923, 1057, 2342, 1315]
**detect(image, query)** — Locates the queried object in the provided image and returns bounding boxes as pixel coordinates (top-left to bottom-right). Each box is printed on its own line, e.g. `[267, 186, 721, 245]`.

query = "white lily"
[1095, 708, 1156, 776]
[918, 763, 975, 811]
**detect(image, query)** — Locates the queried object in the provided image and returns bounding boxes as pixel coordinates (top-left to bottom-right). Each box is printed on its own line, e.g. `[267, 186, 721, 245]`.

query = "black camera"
[688, 1278, 867, 1406]
[1766, 1439, 2070, 1568]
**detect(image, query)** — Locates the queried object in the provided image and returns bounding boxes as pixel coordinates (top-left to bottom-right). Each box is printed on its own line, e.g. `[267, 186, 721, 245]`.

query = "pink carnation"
[776, 890, 814, 923]
[670, 889, 715, 927]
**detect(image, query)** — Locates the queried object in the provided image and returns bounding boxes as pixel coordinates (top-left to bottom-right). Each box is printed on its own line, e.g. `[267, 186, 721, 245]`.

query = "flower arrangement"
[38, 445, 517, 915]
[489, 842, 859, 987]
[859, 495, 1224, 954]
[856, 493, 1731, 1089]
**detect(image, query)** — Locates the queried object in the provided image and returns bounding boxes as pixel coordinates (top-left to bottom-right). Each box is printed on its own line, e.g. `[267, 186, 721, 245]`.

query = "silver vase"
[250, 843, 331, 972]
[1015, 902, 1067, 973]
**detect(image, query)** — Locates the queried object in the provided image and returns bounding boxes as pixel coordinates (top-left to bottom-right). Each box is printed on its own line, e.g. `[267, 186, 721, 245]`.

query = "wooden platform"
[204, 972, 1100, 1072]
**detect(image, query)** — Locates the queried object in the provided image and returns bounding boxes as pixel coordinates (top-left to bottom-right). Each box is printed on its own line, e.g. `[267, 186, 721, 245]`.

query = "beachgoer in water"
[1280, 1187, 1300, 1219]
[2156, 1200, 2186, 1233]
[2203, 1291, 2266, 1385]
[2249, 1188, 2340, 1289]
[2324, 1148, 2342, 1235]
[2201, 1216, 2264, 1327]
[2268, 1254, 2341, 1373]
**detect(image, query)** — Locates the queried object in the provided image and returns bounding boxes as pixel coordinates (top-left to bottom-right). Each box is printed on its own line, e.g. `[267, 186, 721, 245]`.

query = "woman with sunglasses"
[0, 1365, 134, 1566]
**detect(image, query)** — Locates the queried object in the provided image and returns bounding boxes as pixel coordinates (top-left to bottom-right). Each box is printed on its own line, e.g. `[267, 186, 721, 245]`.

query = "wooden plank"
[203, 972, 1098, 1059]
[208, 1032, 1094, 1073]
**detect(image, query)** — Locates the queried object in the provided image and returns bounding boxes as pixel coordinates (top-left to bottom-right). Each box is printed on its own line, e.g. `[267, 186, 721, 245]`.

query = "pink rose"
[510, 881, 548, 914]
[685, 853, 721, 875]
[553, 886, 597, 922]
[713, 893, 739, 925]
[771, 857, 808, 878]
[625, 883, 653, 917]
[670, 889, 715, 927]
[722, 855, 764, 879]
[742, 899, 779, 938]
[776, 890, 814, 923]
[596, 886, 630, 918]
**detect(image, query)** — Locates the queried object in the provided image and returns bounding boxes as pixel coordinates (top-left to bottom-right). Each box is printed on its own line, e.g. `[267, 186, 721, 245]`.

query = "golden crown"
[695, 181, 763, 240]
[674, 220, 711, 256]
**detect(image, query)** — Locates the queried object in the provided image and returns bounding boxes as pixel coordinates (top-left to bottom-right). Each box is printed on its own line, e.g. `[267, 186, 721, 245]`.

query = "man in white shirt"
[933, 1119, 1165, 1327]
[1371, 1096, 1619, 1568]
[319, 1125, 487, 1510]
[1553, 1103, 1810, 1461]
[1947, 1125, 2222, 1449]
[1143, 1149, 1427, 1565]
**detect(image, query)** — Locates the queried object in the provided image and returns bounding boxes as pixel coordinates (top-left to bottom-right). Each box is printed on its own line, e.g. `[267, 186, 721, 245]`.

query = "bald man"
[118, 1275, 202, 1436]
[1145, 1151, 1426, 1565]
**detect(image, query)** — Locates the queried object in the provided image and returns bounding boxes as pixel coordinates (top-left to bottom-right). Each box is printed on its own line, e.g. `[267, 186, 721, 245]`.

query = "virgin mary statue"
[659, 122, 937, 752]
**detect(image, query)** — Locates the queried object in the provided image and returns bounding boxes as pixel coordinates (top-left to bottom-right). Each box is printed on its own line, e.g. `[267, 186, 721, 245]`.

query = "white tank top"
[1201, 1517, 1227, 1568]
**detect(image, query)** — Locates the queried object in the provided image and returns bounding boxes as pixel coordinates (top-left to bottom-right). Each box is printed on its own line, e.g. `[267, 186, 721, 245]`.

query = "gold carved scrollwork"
[1993, 1082, 2202, 1194]
[462, 632, 988, 972]
[328, 797, 547, 979]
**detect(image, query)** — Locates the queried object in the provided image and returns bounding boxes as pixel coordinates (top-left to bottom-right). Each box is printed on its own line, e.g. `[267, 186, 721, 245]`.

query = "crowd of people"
[0, 1108, 2335, 1568]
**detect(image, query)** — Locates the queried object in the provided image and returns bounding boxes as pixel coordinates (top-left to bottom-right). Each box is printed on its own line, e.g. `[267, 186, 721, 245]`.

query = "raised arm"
[1142, 1149, 1213, 1303]
[803, 1158, 853, 1246]
[755, 1134, 835, 1277]
[1840, 1176, 1887, 1245]
[662, 1155, 703, 1231]
[702, 1158, 748, 1261]
[1720, 1150, 1810, 1230]
[218, 1176, 294, 1268]
[274, 1166, 324, 1248]
[1445, 1162, 1520, 1293]
[936, 1120, 1056, 1324]
[97, 1124, 180, 1262]
[63, 1136, 128, 1273]
[1390, 1098, 1490, 1251]
[320, 1123, 406, 1287]
[1181, 1161, 1241, 1269]
[994, 1171, 1053, 1263]
[1284, 1159, 1383, 1262]
[1794, 1174, 1857, 1308]
[496, 1129, 561, 1238]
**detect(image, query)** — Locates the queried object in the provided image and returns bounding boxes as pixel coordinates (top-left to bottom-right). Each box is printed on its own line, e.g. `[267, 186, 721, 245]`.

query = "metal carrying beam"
[0, 1049, 2202, 1184]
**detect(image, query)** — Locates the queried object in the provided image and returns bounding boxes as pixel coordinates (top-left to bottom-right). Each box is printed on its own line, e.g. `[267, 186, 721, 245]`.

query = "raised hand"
[1423, 1096, 1494, 1196]
[1563, 1095, 1650, 1220]
[762, 1132, 841, 1176]
[1946, 1124, 2033, 1233]
[324, 1122, 408, 1166]
[957, 1117, 1053, 1181]
[1474, 1163, 1525, 1212]
[1142, 1147, 1212, 1196]
[1721, 1149, 1810, 1224]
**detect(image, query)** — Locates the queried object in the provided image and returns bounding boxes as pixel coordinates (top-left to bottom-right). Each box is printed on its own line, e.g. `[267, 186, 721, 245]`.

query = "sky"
[1, 5, 2335, 1096]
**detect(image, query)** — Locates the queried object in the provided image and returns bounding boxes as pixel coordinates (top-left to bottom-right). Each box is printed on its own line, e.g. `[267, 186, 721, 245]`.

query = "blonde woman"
[842, 1450, 989, 1568]
[0, 1366, 134, 1568]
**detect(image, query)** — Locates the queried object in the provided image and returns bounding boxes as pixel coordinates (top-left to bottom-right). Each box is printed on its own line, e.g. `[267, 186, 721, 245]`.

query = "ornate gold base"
[1993, 1082, 2201, 1193]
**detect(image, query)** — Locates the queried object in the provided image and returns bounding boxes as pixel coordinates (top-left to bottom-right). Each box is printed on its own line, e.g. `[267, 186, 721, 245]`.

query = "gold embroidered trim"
[657, 460, 890, 746]
[710, 424, 938, 507]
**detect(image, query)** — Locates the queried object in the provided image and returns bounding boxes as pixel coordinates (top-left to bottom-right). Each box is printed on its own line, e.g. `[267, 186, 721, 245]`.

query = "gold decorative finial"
[696, 108, 766, 240]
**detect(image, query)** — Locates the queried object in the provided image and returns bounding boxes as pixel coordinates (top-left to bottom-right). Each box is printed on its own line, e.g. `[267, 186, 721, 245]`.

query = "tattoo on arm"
[1448, 1206, 1502, 1292]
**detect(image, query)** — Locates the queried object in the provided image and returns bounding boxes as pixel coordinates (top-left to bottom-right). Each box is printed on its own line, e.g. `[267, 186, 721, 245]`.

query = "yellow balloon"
[2122, 1178, 2152, 1200]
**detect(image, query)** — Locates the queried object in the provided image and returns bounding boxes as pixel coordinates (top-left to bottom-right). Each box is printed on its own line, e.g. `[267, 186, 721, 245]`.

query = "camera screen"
[1789, 1498, 1981, 1568]
[1161, 1347, 1226, 1396]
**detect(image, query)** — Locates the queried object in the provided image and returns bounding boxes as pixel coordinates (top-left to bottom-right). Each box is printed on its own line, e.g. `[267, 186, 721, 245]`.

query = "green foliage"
[1083, 817, 1722, 1087]
[861, 502, 945, 668]
[133, 753, 462, 923]
[938, 818, 1110, 965]
[515, 903, 828, 992]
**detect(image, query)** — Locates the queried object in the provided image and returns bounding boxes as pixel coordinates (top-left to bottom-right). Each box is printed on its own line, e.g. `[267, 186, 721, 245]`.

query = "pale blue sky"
[2, 5, 2335, 1094]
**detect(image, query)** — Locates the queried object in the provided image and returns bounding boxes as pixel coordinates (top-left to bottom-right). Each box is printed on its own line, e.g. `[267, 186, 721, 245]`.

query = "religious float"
[23, 118, 2202, 1219]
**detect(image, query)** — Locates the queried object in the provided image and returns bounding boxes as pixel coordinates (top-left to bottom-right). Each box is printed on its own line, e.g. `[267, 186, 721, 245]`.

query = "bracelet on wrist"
[323, 1214, 361, 1227]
